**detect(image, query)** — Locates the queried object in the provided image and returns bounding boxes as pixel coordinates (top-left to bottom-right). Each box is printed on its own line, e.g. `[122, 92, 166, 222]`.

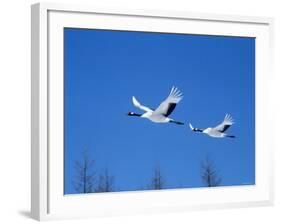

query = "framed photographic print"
[31, 2, 274, 221]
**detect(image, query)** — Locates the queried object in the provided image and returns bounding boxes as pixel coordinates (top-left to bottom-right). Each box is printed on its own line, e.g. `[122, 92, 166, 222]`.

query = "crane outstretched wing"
[153, 86, 183, 117]
[132, 96, 153, 112]
[213, 114, 234, 133]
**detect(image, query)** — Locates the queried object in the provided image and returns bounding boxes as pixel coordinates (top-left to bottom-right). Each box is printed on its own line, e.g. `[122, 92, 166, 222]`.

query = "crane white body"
[128, 87, 184, 125]
[189, 114, 235, 138]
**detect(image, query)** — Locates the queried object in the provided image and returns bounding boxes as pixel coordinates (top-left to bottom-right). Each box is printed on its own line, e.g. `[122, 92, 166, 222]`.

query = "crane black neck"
[128, 112, 141, 117]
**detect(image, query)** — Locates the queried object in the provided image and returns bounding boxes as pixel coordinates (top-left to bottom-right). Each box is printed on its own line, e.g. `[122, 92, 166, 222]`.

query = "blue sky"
[64, 28, 255, 194]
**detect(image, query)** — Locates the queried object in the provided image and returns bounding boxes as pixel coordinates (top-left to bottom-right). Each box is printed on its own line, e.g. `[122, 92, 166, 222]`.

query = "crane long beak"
[189, 123, 194, 130]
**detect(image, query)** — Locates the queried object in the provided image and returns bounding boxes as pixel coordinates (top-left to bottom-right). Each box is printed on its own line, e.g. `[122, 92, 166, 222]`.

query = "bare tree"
[149, 166, 165, 190]
[95, 169, 115, 193]
[72, 149, 96, 193]
[201, 156, 222, 187]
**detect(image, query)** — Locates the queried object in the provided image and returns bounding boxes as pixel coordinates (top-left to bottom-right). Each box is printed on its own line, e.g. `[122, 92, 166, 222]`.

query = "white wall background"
[0, 0, 279, 223]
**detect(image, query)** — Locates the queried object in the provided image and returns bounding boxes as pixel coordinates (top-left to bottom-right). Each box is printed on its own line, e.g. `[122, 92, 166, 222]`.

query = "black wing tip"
[164, 103, 177, 117]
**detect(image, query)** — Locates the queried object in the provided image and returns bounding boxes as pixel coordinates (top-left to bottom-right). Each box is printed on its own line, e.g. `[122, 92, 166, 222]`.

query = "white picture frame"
[31, 2, 274, 221]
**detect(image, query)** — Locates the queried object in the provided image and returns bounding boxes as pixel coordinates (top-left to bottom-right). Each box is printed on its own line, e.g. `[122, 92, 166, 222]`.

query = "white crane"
[127, 86, 184, 125]
[189, 114, 235, 138]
